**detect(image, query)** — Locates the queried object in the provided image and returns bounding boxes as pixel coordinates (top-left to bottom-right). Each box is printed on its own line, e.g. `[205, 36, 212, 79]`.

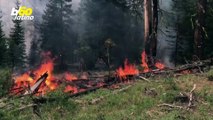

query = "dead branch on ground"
[158, 84, 197, 111]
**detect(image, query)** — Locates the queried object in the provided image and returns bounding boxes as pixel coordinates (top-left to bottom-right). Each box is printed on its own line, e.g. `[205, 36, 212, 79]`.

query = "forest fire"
[10, 49, 197, 97]
[115, 51, 167, 80]
[63, 73, 87, 93]
[11, 53, 56, 95]
[116, 59, 139, 79]
[11, 52, 97, 96]
[11, 61, 83, 95]
[141, 51, 165, 72]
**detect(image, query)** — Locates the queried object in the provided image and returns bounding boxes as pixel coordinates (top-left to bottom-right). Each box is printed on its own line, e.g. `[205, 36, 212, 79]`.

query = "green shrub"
[0, 69, 12, 97]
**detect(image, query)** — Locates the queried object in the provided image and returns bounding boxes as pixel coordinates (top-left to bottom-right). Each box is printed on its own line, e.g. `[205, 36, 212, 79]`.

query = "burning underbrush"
[10, 51, 165, 96]
[116, 59, 139, 80]
[2, 52, 213, 120]
[10, 51, 212, 97]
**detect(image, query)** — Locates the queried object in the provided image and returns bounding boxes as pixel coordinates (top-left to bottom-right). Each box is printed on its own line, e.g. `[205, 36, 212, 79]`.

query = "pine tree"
[40, 0, 76, 70]
[9, 2, 26, 69]
[0, 11, 8, 67]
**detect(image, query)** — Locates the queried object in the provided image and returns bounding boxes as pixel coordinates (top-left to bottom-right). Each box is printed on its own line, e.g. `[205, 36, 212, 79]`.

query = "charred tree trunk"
[194, 0, 207, 60]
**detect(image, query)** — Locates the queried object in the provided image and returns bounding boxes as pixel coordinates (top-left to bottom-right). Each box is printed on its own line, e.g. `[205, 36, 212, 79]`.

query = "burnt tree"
[194, 0, 207, 59]
[144, 0, 152, 65]
[144, 0, 158, 65]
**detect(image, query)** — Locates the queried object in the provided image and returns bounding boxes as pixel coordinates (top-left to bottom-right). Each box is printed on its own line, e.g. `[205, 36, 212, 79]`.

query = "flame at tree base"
[141, 51, 165, 72]
[141, 51, 150, 72]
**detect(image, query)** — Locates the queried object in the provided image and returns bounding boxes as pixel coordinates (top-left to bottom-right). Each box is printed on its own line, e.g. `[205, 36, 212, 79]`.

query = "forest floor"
[1, 70, 213, 120]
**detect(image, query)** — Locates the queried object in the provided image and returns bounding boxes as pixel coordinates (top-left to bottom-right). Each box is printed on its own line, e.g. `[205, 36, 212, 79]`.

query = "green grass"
[1, 70, 213, 120]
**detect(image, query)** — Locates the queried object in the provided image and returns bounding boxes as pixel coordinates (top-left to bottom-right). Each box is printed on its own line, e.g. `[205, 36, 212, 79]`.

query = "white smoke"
[0, 0, 80, 54]
[157, 0, 179, 68]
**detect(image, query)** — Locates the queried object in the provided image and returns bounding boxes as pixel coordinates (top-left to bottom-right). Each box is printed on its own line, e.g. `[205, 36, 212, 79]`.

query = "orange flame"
[11, 52, 57, 95]
[155, 62, 165, 69]
[64, 85, 78, 93]
[65, 72, 78, 81]
[116, 59, 139, 79]
[141, 51, 150, 72]
[11, 50, 167, 96]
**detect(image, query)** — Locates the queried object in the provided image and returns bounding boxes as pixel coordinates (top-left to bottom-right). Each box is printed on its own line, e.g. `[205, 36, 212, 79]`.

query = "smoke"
[0, 0, 80, 54]
[157, 0, 179, 68]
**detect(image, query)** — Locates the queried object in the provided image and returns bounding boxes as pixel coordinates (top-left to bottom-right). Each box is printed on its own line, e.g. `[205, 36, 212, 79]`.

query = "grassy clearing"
[1, 70, 213, 120]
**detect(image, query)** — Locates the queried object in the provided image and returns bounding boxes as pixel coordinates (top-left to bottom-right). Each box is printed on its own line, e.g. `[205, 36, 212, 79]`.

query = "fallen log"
[67, 76, 117, 98]
[139, 58, 213, 75]
[24, 72, 48, 96]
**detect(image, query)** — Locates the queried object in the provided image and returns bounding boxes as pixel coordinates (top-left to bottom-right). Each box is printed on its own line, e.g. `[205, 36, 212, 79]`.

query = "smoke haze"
[0, 0, 80, 54]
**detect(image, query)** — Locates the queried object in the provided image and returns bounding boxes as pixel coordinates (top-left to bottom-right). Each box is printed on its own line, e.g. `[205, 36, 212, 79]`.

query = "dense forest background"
[0, 0, 213, 71]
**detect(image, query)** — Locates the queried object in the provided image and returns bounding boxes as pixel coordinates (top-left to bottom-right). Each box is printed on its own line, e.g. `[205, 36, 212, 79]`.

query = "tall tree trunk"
[144, 0, 152, 64]
[144, 0, 151, 44]
[194, 0, 207, 59]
